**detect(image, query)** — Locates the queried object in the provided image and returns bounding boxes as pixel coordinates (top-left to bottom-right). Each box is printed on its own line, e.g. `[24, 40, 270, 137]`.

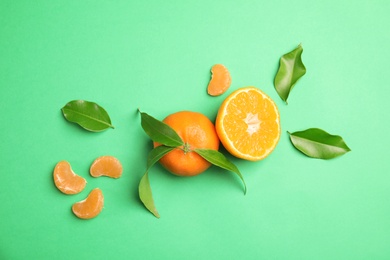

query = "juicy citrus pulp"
[53, 161, 87, 195]
[90, 155, 123, 178]
[72, 188, 104, 219]
[216, 86, 281, 161]
[207, 64, 231, 96]
[154, 111, 220, 176]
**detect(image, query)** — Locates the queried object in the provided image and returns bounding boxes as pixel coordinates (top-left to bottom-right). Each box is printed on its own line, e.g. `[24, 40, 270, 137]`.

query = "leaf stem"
[182, 143, 191, 154]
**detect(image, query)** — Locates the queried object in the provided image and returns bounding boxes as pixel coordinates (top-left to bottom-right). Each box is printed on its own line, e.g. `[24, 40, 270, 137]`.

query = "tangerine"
[90, 155, 123, 178]
[216, 86, 281, 161]
[72, 188, 104, 219]
[154, 111, 219, 176]
[207, 64, 231, 96]
[53, 161, 86, 195]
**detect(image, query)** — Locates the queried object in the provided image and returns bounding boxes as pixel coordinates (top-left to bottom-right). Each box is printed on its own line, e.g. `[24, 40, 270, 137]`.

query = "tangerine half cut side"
[72, 188, 104, 219]
[216, 86, 281, 161]
[90, 156, 123, 178]
[53, 161, 87, 195]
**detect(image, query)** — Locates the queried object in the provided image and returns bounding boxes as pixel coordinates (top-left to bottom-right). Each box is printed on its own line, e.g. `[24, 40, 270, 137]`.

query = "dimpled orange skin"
[153, 111, 220, 177]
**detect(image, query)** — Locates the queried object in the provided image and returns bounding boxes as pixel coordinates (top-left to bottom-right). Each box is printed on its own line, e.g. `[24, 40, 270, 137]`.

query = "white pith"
[243, 112, 261, 136]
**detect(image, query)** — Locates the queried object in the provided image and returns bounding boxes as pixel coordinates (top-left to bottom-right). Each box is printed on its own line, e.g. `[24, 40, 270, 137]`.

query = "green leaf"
[274, 44, 306, 103]
[139, 172, 160, 218]
[139, 146, 175, 218]
[139, 111, 184, 147]
[288, 128, 351, 159]
[146, 145, 175, 172]
[61, 100, 114, 132]
[194, 148, 247, 194]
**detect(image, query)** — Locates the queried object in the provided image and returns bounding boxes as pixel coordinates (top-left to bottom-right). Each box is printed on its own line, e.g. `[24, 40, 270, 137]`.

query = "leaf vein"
[63, 108, 113, 128]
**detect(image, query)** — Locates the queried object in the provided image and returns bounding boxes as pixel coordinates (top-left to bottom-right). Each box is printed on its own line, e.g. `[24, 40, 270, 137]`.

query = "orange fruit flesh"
[72, 188, 104, 219]
[154, 111, 219, 176]
[207, 64, 231, 96]
[90, 156, 123, 178]
[216, 87, 280, 161]
[53, 161, 86, 195]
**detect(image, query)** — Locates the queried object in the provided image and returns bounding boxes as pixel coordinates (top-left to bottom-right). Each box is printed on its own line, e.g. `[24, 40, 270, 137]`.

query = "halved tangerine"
[90, 156, 123, 178]
[72, 188, 104, 219]
[216, 86, 281, 161]
[53, 161, 86, 195]
[207, 64, 231, 96]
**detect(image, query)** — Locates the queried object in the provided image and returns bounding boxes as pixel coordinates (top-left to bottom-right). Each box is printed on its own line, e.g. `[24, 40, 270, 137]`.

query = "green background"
[1, 0, 389, 259]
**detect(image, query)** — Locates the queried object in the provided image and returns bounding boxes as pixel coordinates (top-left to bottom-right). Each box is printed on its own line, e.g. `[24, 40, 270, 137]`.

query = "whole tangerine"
[154, 111, 220, 176]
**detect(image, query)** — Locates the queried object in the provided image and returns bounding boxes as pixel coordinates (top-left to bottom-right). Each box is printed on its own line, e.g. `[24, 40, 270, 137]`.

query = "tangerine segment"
[207, 64, 231, 96]
[90, 156, 123, 178]
[72, 188, 104, 219]
[154, 111, 220, 176]
[216, 87, 281, 161]
[53, 161, 86, 195]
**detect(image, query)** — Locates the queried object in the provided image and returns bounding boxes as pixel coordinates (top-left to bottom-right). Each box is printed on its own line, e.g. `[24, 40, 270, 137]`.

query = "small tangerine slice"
[72, 188, 104, 219]
[207, 64, 231, 96]
[216, 86, 281, 161]
[90, 155, 123, 178]
[53, 161, 86, 195]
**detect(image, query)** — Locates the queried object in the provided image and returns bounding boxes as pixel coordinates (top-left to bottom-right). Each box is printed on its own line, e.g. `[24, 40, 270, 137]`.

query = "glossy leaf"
[139, 172, 159, 218]
[139, 111, 184, 147]
[61, 100, 114, 132]
[274, 44, 306, 103]
[139, 146, 175, 218]
[288, 128, 351, 159]
[146, 146, 175, 172]
[195, 148, 247, 194]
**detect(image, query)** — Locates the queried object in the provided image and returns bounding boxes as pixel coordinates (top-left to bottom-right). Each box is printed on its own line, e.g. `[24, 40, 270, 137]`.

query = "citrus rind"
[216, 86, 281, 161]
